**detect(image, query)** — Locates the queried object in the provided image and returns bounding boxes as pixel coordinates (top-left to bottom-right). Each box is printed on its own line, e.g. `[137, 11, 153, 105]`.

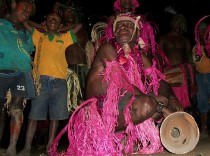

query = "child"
[18, 12, 81, 156]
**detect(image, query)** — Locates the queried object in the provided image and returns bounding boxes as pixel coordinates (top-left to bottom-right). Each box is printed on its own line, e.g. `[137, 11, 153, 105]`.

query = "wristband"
[157, 102, 165, 113]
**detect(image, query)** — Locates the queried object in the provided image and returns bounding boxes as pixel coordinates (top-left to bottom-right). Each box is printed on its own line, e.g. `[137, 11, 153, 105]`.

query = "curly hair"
[12, 0, 36, 15]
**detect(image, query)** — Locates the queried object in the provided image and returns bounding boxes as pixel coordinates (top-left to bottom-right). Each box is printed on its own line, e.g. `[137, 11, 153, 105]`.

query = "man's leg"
[46, 120, 59, 154]
[115, 94, 158, 131]
[0, 101, 6, 145]
[6, 97, 24, 156]
[17, 119, 37, 156]
[200, 112, 208, 137]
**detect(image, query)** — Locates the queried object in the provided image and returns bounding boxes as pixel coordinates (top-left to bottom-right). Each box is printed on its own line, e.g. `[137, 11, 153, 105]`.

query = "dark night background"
[31, 0, 210, 43]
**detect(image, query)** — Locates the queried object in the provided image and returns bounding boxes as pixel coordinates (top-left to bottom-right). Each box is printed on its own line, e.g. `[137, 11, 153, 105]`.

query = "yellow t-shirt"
[192, 45, 210, 74]
[32, 29, 77, 79]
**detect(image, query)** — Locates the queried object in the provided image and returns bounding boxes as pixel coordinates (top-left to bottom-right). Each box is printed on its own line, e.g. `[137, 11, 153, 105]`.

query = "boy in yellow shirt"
[18, 11, 81, 156]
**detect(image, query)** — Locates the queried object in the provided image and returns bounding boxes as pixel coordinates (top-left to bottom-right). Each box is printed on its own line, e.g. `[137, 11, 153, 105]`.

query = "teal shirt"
[0, 18, 35, 71]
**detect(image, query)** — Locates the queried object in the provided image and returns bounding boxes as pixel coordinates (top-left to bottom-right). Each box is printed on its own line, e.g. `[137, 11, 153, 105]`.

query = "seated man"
[50, 13, 182, 156]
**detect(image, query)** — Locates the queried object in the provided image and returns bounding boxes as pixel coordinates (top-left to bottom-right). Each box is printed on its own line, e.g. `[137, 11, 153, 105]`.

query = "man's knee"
[135, 95, 157, 115]
[10, 108, 23, 117]
[10, 102, 23, 121]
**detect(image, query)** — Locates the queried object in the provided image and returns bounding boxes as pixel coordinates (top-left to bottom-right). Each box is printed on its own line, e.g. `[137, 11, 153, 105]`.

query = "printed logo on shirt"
[56, 40, 64, 44]
[17, 37, 30, 58]
[17, 85, 25, 91]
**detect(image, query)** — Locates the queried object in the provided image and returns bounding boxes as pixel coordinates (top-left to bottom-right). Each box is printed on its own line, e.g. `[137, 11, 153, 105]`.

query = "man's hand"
[168, 95, 183, 112]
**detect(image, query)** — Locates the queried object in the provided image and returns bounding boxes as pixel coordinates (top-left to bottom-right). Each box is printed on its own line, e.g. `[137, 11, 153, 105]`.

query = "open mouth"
[117, 30, 130, 38]
[50, 23, 56, 26]
[49, 21, 58, 27]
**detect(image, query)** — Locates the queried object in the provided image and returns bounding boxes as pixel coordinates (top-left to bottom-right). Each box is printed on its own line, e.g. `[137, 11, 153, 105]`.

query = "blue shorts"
[29, 75, 69, 120]
[196, 73, 210, 113]
[0, 70, 36, 104]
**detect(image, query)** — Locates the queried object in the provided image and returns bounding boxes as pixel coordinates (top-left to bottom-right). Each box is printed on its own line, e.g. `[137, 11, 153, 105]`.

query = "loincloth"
[66, 64, 89, 112]
[51, 60, 163, 155]
[168, 64, 196, 109]
[164, 67, 184, 86]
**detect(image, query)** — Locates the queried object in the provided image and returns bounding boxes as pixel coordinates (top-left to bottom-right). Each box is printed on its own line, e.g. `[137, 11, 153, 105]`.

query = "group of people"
[0, 0, 209, 156]
[0, 0, 86, 156]
[159, 10, 210, 139]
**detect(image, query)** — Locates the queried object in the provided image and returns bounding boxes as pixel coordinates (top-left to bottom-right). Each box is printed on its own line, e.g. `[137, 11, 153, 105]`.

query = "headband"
[113, 13, 141, 33]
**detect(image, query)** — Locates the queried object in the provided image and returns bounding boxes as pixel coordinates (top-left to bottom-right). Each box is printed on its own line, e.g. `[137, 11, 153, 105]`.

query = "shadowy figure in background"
[54, 2, 91, 111]
[0, 0, 9, 18]
[0, 0, 36, 155]
[192, 17, 210, 138]
[159, 13, 197, 112]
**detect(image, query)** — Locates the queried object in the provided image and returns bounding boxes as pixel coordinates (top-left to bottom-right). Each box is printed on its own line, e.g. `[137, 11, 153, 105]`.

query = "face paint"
[16, 2, 33, 22]
[114, 20, 136, 45]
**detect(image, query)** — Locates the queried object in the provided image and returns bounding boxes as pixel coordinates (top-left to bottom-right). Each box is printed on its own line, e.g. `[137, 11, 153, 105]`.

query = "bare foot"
[6, 147, 16, 156]
[45, 144, 51, 156]
[17, 149, 31, 156]
[200, 127, 208, 138]
[0, 149, 6, 156]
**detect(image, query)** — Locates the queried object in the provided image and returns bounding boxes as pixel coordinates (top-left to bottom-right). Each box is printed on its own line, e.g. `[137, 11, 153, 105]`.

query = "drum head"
[160, 112, 199, 154]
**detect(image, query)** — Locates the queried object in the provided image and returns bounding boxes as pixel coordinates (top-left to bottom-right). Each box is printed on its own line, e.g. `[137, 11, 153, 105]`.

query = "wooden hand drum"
[160, 112, 199, 154]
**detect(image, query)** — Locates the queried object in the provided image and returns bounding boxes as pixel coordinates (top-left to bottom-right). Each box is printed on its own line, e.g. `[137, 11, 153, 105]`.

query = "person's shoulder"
[159, 32, 175, 41]
[0, 18, 9, 25]
[32, 28, 44, 36]
[98, 42, 114, 52]
[66, 42, 77, 49]
[61, 30, 76, 38]
[160, 32, 171, 38]
[97, 42, 117, 58]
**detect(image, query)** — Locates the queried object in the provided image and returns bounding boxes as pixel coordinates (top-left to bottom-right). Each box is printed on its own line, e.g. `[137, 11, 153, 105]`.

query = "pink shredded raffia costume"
[166, 64, 196, 109]
[194, 15, 210, 59]
[49, 13, 167, 156]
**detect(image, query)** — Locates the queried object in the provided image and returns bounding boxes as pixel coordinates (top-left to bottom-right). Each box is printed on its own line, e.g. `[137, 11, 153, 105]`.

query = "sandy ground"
[129, 136, 210, 156]
[26, 136, 209, 156]
[0, 112, 209, 156]
[0, 132, 209, 156]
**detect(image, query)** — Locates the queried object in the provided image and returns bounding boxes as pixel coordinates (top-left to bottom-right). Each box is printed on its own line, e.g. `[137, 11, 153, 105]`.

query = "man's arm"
[141, 51, 183, 117]
[141, 52, 152, 69]
[23, 21, 33, 33]
[58, 23, 83, 34]
[158, 80, 183, 111]
[23, 21, 45, 33]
